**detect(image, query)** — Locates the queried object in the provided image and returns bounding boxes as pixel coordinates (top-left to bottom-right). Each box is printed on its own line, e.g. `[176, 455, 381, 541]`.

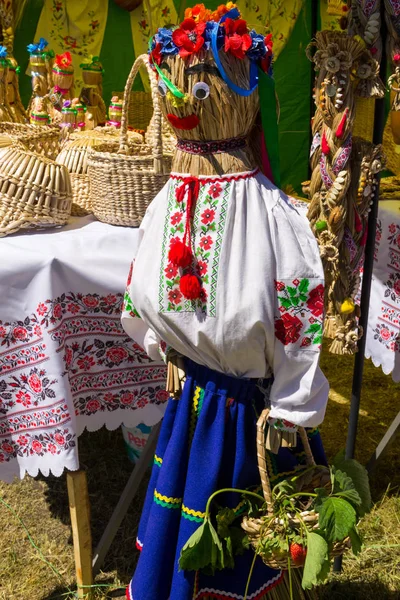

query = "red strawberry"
[290, 543, 307, 565]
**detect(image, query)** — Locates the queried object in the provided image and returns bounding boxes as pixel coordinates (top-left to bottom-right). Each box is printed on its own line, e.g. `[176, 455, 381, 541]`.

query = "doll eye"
[158, 80, 167, 96]
[192, 82, 210, 100]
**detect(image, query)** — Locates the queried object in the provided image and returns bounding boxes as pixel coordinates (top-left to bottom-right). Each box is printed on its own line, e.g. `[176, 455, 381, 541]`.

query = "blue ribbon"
[210, 10, 258, 97]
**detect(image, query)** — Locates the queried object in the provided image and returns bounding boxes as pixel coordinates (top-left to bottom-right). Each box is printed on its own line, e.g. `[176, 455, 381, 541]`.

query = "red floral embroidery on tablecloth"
[0, 401, 70, 436]
[373, 322, 400, 352]
[0, 367, 57, 415]
[274, 279, 324, 348]
[0, 427, 76, 463]
[0, 314, 43, 349]
[74, 383, 169, 417]
[383, 273, 400, 304]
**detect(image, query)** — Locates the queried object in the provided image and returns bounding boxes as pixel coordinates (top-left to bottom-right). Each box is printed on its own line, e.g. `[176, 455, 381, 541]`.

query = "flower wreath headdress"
[148, 2, 280, 185]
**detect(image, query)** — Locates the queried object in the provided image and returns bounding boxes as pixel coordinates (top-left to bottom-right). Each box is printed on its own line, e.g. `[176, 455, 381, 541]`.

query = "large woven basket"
[0, 122, 61, 160]
[87, 54, 172, 227]
[0, 143, 72, 237]
[241, 408, 351, 570]
[56, 129, 143, 216]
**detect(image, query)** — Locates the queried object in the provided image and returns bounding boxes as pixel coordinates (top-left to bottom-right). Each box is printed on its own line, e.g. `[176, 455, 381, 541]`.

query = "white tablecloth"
[366, 200, 400, 381]
[0, 217, 167, 483]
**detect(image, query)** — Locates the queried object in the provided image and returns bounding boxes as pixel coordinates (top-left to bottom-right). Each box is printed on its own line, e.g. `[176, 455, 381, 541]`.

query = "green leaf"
[229, 526, 247, 556]
[179, 517, 223, 572]
[302, 532, 330, 589]
[291, 296, 300, 307]
[349, 527, 363, 556]
[314, 487, 329, 512]
[287, 286, 297, 297]
[299, 294, 308, 302]
[298, 278, 310, 294]
[318, 497, 356, 542]
[313, 334, 323, 345]
[201, 225, 208, 234]
[305, 323, 322, 334]
[278, 297, 292, 309]
[216, 508, 236, 539]
[333, 454, 372, 517]
[333, 469, 362, 507]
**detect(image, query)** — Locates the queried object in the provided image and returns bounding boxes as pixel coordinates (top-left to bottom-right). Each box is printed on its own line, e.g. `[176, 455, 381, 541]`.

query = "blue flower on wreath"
[0, 46, 7, 59]
[247, 30, 267, 61]
[204, 22, 225, 51]
[154, 28, 179, 55]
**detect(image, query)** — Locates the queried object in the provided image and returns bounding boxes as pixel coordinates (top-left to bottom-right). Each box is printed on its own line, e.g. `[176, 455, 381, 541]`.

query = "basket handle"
[119, 53, 164, 174]
[256, 408, 316, 516]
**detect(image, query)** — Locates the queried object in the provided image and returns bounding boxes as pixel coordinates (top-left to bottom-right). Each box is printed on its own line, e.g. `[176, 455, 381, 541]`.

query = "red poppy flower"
[171, 212, 183, 225]
[275, 313, 303, 345]
[150, 42, 162, 67]
[172, 18, 206, 58]
[165, 263, 178, 279]
[209, 183, 222, 198]
[168, 289, 183, 305]
[201, 209, 215, 225]
[197, 260, 208, 276]
[223, 18, 252, 60]
[200, 235, 213, 250]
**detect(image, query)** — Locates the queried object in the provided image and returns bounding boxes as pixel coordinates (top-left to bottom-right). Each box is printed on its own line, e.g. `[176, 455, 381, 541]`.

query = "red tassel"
[335, 109, 348, 139]
[169, 240, 193, 268]
[354, 209, 363, 233]
[321, 131, 330, 155]
[179, 274, 202, 300]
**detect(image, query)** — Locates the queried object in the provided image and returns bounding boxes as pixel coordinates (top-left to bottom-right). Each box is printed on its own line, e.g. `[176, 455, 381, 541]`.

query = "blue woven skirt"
[127, 359, 326, 600]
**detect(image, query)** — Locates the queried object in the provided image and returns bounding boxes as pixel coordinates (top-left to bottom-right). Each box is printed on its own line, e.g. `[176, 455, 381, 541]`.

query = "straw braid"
[307, 31, 384, 354]
[348, 0, 382, 60]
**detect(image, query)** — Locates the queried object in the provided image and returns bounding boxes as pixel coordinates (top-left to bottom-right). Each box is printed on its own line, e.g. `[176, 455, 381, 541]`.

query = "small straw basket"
[87, 54, 172, 227]
[241, 408, 351, 570]
[0, 122, 60, 160]
[0, 141, 72, 237]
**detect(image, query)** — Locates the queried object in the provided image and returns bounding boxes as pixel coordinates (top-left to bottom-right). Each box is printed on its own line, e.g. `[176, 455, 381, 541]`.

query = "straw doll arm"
[265, 199, 329, 428]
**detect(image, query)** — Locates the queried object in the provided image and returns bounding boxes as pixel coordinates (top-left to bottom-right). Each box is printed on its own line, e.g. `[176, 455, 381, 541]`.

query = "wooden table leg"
[67, 470, 93, 599]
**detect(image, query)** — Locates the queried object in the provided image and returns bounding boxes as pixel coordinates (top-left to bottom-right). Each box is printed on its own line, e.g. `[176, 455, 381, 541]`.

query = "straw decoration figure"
[384, 0, 400, 144]
[7, 56, 27, 123]
[107, 95, 123, 128]
[0, 46, 13, 122]
[79, 56, 107, 128]
[348, 0, 382, 60]
[307, 31, 384, 354]
[49, 51, 74, 117]
[27, 38, 54, 121]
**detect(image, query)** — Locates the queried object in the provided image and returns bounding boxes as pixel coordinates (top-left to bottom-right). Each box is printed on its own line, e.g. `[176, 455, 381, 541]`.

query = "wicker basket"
[88, 54, 172, 227]
[112, 90, 153, 130]
[0, 122, 60, 160]
[241, 408, 351, 570]
[0, 143, 72, 237]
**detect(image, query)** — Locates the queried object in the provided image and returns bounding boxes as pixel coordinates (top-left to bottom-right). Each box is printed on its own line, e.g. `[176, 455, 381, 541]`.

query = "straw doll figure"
[0, 46, 12, 122]
[122, 4, 329, 600]
[27, 38, 54, 119]
[6, 56, 27, 123]
[49, 52, 74, 120]
[107, 95, 123, 128]
[79, 56, 107, 128]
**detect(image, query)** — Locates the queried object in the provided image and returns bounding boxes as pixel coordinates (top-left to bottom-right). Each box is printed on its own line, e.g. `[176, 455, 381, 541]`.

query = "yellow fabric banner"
[239, 0, 303, 60]
[130, 0, 178, 91]
[33, 0, 108, 93]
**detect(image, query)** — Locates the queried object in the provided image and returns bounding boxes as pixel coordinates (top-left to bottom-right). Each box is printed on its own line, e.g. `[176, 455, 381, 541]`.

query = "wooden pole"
[67, 470, 93, 599]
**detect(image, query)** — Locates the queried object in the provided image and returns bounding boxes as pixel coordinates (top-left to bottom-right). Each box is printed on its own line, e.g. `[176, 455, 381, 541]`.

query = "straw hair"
[87, 54, 171, 226]
[0, 143, 72, 237]
[159, 48, 259, 176]
[307, 31, 384, 354]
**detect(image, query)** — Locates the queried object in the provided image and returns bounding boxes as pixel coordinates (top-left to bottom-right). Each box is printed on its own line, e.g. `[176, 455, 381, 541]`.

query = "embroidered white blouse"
[122, 169, 329, 427]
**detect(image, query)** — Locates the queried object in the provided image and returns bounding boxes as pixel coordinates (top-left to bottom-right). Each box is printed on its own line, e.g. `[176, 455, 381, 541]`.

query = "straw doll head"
[148, 3, 275, 176]
[27, 38, 53, 94]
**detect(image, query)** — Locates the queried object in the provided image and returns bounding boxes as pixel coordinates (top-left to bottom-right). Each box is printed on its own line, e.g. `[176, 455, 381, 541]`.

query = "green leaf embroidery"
[166, 280, 174, 288]
[332, 453, 372, 517]
[332, 468, 362, 507]
[291, 296, 300, 307]
[299, 294, 308, 302]
[318, 496, 357, 542]
[349, 527, 363, 556]
[203, 275, 209, 284]
[287, 286, 297, 297]
[305, 324, 322, 334]
[302, 532, 330, 589]
[278, 297, 292, 309]
[201, 225, 208, 234]
[299, 278, 310, 294]
[313, 334, 323, 345]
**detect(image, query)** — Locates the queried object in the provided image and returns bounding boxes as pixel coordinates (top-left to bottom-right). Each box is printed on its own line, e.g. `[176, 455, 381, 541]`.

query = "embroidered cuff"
[268, 417, 298, 433]
[266, 418, 298, 455]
